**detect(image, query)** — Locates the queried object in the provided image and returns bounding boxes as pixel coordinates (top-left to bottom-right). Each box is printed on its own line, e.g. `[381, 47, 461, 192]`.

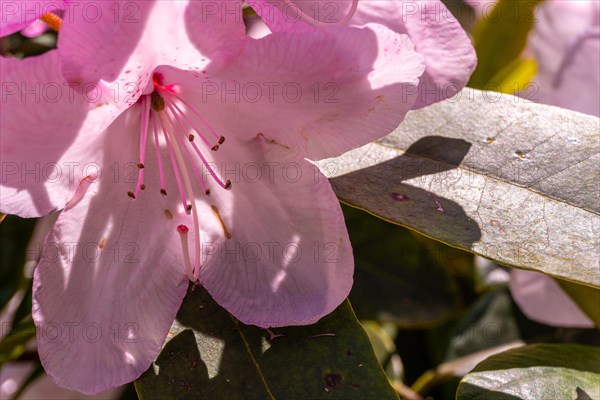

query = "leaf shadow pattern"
[330, 135, 482, 249]
[136, 285, 398, 400]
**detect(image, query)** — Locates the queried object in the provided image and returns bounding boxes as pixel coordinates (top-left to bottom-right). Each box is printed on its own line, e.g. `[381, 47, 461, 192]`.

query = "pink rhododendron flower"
[248, 0, 477, 108]
[509, 270, 594, 328]
[464, 0, 599, 117]
[1, 0, 426, 393]
[527, 0, 600, 117]
[0, 0, 66, 36]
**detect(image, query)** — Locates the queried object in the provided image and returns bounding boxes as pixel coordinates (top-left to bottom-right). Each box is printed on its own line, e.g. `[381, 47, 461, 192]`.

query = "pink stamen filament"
[160, 111, 202, 281]
[163, 101, 210, 194]
[166, 98, 212, 148]
[159, 90, 230, 191]
[188, 138, 231, 190]
[151, 115, 167, 194]
[163, 91, 222, 142]
[133, 84, 234, 281]
[158, 112, 191, 214]
[134, 96, 151, 198]
[282, 0, 358, 26]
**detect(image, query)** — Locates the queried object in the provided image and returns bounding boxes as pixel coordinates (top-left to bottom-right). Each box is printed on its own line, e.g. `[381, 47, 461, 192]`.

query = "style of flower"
[1, 0, 427, 393]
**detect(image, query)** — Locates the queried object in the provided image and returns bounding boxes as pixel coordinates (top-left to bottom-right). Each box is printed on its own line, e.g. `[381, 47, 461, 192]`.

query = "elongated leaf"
[456, 343, 600, 399]
[469, 0, 542, 87]
[135, 285, 398, 400]
[555, 279, 600, 327]
[0, 320, 35, 366]
[0, 215, 35, 312]
[319, 88, 600, 287]
[344, 206, 461, 326]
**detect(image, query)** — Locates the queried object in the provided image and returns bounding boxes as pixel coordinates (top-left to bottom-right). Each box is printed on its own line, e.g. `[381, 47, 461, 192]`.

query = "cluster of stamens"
[129, 74, 231, 282]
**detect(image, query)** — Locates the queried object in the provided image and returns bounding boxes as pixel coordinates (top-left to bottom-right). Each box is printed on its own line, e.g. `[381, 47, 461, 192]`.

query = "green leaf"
[445, 289, 521, 361]
[344, 206, 461, 326]
[487, 57, 538, 95]
[319, 88, 600, 287]
[555, 279, 600, 328]
[0, 320, 36, 366]
[135, 286, 398, 400]
[456, 343, 600, 399]
[0, 215, 36, 312]
[469, 0, 542, 88]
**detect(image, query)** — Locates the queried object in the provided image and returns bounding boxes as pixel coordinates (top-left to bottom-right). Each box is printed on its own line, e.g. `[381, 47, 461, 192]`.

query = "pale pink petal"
[351, 0, 477, 108]
[528, 0, 600, 117]
[246, 0, 357, 32]
[20, 18, 48, 37]
[32, 109, 189, 394]
[0, 0, 65, 36]
[245, 0, 313, 33]
[463, 0, 497, 18]
[246, 15, 272, 39]
[195, 136, 353, 328]
[58, 0, 245, 108]
[0, 51, 116, 217]
[169, 23, 425, 160]
[0, 362, 123, 399]
[509, 270, 594, 328]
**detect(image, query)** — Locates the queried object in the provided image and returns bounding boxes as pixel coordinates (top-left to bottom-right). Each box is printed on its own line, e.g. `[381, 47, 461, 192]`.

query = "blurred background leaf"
[468, 0, 543, 90]
[345, 205, 466, 327]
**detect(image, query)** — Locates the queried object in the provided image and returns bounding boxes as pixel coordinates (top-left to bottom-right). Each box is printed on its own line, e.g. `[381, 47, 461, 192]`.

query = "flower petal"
[351, 0, 477, 108]
[0, 0, 65, 36]
[509, 269, 594, 328]
[171, 23, 425, 160]
[0, 51, 115, 217]
[32, 109, 189, 394]
[195, 136, 353, 328]
[0, 361, 124, 399]
[58, 0, 246, 108]
[528, 0, 600, 117]
[246, 0, 357, 32]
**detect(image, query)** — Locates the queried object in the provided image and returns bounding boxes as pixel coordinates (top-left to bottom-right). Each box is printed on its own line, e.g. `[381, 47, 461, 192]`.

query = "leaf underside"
[320, 88, 600, 288]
